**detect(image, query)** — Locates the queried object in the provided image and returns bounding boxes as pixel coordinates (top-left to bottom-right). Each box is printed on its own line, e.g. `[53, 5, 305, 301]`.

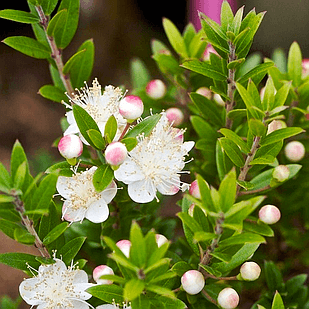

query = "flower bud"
[259, 205, 281, 225]
[217, 288, 239, 309]
[196, 87, 212, 99]
[119, 95, 144, 122]
[203, 44, 218, 61]
[272, 165, 290, 182]
[284, 141, 305, 162]
[267, 120, 287, 135]
[240, 261, 261, 281]
[146, 79, 166, 99]
[181, 270, 205, 295]
[93, 265, 114, 285]
[166, 107, 184, 127]
[105, 142, 127, 168]
[58, 134, 83, 159]
[213, 93, 225, 106]
[155, 234, 168, 247]
[189, 180, 201, 199]
[302, 59, 309, 77]
[116, 240, 131, 258]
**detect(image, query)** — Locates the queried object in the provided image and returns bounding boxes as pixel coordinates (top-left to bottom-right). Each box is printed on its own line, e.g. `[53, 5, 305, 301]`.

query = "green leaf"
[182, 60, 227, 81]
[121, 137, 138, 152]
[124, 279, 145, 301]
[243, 218, 274, 237]
[227, 58, 245, 70]
[104, 115, 118, 143]
[190, 93, 223, 127]
[0, 252, 40, 271]
[219, 232, 266, 247]
[73, 104, 101, 147]
[14, 227, 35, 245]
[264, 261, 284, 293]
[41, 0, 59, 15]
[3, 36, 50, 59]
[92, 164, 114, 192]
[87, 284, 124, 304]
[0, 219, 21, 239]
[171, 261, 191, 277]
[12, 161, 27, 190]
[146, 285, 175, 298]
[272, 48, 287, 73]
[260, 127, 305, 146]
[196, 175, 217, 213]
[87, 129, 105, 150]
[56, 0, 79, 49]
[130, 58, 151, 89]
[57, 236, 86, 265]
[285, 274, 307, 298]
[129, 221, 146, 268]
[152, 53, 183, 75]
[219, 138, 245, 167]
[177, 212, 203, 234]
[271, 292, 285, 309]
[69, 39, 95, 89]
[0, 195, 14, 203]
[272, 82, 292, 109]
[46, 9, 68, 47]
[220, 0, 234, 32]
[231, 6, 244, 36]
[31, 173, 58, 210]
[62, 48, 86, 75]
[287, 41, 302, 87]
[45, 161, 72, 176]
[219, 169, 236, 213]
[237, 62, 274, 85]
[162, 18, 188, 58]
[193, 231, 216, 243]
[43, 222, 68, 245]
[0, 9, 39, 23]
[216, 140, 234, 181]
[0, 163, 12, 194]
[249, 119, 266, 137]
[250, 155, 275, 165]
[220, 128, 250, 153]
[39, 84, 67, 103]
[124, 114, 161, 139]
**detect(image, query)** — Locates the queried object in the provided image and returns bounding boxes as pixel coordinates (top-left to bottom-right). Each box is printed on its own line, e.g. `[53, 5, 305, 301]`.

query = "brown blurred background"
[1, 0, 309, 306]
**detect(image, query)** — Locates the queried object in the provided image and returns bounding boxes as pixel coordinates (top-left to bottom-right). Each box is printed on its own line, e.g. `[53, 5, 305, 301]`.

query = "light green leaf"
[152, 53, 183, 75]
[92, 164, 114, 192]
[287, 41, 302, 87]
[130, 57, 151, 89]
[39, 84, 67, 103]
[260, 127, 305, 146]
[13, 161, 27, 190]
[220, 128, 250, 153]
[87, 284, 124, 304]
[220, 0, 234, 32]
[104, 115, 118, 143]
[0, 9, 39, 24]
[272, 82, 292, 109]
[146, 285, 175, 298]
[249, 119, 266, 137]
[43, 222, 68, 245]
[129, 221, 146, 268]
[124, 279, 145, 301]
[46, 9, 68, 47]
[0, 163, 12, 194]
[219, 232, 266, 247]
[87, 129, 105, 150]
[219, 168, 236, 213]
[271, 292, 285, 309]
[219, 138, 245, 167]
[62, 48, 86, 75]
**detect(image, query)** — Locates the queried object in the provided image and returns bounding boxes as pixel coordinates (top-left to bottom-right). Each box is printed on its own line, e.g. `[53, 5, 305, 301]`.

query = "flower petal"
[63, 201, 87, 222]
[70, 299, 91, 309]
[73, 283, 94, 300]
[127, 179, 156, 203]
[73, 269, 89, 284]
[183, 141, 195, 153]
[100, 180, 117, 204]
[56, 176, 75, 199]
[19, 278, 42, 306]
[85, 200, 109, 223]
[114, 160, 144, 183]
[157, 176, 180, 195]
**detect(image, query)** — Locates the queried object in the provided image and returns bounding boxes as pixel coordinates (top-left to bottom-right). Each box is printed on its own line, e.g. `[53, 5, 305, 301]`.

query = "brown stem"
[225, 42, 237, 129]
[12, 192, 50, 258]
[35, 5, 74, 95]
[118, 122, 132, 141]
[205, 273, 238, 281]
[201, 289, 218, 305]
[238, 185, 271, 196]
[236, 136, 261, 196]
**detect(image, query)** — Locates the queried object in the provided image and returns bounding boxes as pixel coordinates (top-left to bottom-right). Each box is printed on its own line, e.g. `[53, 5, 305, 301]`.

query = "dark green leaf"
[220, 128, 250, 153]
[92, 164, 114, 192]
[243, 218, 274, 237]
[62, 48, 86, 75]
[196, 175, 217, 213]
[0, 252, 40, 271]
[285, 274, 307, 298]
[43, 222, 68, 245]
[177, 212, 203, 234]
[57, 236, 86, 265]
[87, 129, 105, 150]
[14, 227, 35, 244]
[237, 62, 274, 85]
[0, 9, 39, 23]
[87, 284, 124, 304]
[0, 219, 21, 239]
[260, 127, 305, 146]
[45, 161, 72, 176]
[264, 261, 283, 293]
[3, 36, 50, 59]
[0, 163, 12, 194]
[219, 138, 245, 167]
[39, 84, 67, 103]
[171, 261, 191, 277]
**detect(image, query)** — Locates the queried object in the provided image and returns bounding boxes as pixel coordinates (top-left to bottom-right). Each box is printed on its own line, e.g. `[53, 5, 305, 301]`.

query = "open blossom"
[56, 166, 117, 223]
[19, 258, 93, 309]
[114, 112, 194, 203]
[97, 303, 131, 309]
[63, 78, 127, 144]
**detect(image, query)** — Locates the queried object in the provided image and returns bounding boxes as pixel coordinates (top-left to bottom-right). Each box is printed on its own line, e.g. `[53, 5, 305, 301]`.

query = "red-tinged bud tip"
[259, 205, 281, 225]
[93, 265, 114, 285]
[166, 107, 184, 127]
[217, 287, 240, 309]
[155, 234, 168, 247]
[146, 79, 166, 99]
[105, 142, 127, 167]
[189, 180, 201, 199]
[181, 270, 205, 295]
[116, 240, 131, 258]
[58, 134, 83, 159]
[119, 95, 144, 122]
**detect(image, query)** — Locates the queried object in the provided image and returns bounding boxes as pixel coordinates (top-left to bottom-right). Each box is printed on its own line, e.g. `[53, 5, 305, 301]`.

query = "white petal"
[56, 176, 75, 199]
[100, 180, 117, 204]
[96, 305, 117, 309]
[183, 141, 195, 153]
[71, 299, 90, 309]
[64, 123, 80, 136]
[73, 269, 89, 284]
[66, 110, 75, 125]
[73, 283, 94, 300]
[37, 304, 47, 309]
[85, 200, 109, 223]
[157, 176, 180, 195]
[63, 202, 87, 222]
[19, 278, 42, 306]
[114, 160, 144, 183]
[127, 179, 156, 203]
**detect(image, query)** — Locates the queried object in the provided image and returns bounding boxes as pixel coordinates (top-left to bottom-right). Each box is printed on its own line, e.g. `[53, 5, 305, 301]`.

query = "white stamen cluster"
[63, 79, 127, 143]
[114, 112, 194, 203]
[19, 258, 93, 309]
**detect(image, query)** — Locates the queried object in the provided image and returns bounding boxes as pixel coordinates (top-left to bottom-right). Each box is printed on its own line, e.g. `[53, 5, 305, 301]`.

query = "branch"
[12, 192, 50, 258]
[201, 289, 218, 305]
[238, 185, 271, 196]
[35, 5, 74, 95]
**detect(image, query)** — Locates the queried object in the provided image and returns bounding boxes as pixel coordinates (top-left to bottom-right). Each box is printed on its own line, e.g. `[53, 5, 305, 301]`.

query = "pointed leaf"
[219, 138, 245, 167]
[39, 84, 67, 103]
[0, 9, 39, 24]
[130, 57, 151, 89]
[260, 127, 305, 146]
[92, 164, 114, 192]
[87, 284, 124, 304]
[288, 41, 302, 87]
[124, 279, 145, 301]
[43, 222, 68, 245]
[219, 169, 236, 213]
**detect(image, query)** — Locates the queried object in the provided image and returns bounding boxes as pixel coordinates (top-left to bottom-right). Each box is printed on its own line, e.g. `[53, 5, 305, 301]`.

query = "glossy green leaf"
[219, 232, 265, 247]
[14, 227, 35, 245]
[220, 128, 250, 153]
[87, 129, 105, 150]
[124, 279, 145, 301]
[272, 82, 292, 109]
[39, 84, 67, 103]
[12, 161, 27, 190]
[104, 115, 118, 143]
[92, 164, 114, 192]
[3, 36, 50, 59]
[231, 6, 244, 36]
[163, 18, 188, 58]
[0, 252, 40, 271]
[0, 163, 12, 194]
[152, 53, 183, 75]
[121, 137, 138, 152]
[130, 221, 146, 268]
[130, 57, 151, 89]
[287, 41, 302, 87]
[177, 212, 203, 234]
[271, 292, 285, 309]
[46, 9, 68, 47]
[220, 0, 234, 32]
[216, 139, 234, 181]
[243, 219, 274, 237]
[43, 222, 68, 245]
[62, 48, 86, 75]
[219, 138, 245, 167]
[57, 236, 86, 265]
[69, 39, 94, 89]
[0, 219, 21, 239]
[260, 127, 304, 146]
[41, 0, 59, 15]
[0, 9, 39, 23]
[87, 284, 124, 304]
[171, 261, 191, 277]
[249, 119, 266, 137]
[196, 175, 217, 213]
[219, 169, 236, 213]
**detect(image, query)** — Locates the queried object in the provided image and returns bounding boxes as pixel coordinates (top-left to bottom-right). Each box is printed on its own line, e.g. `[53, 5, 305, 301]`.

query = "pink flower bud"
[217, 288, 239, 309]
[213, 93, 225, 106]
[166, 107, 184, 127]
[93, 265, 114, 285]
[116, 240, 131, 258]
[181, 270, 205, 295]
[284, 141, 305, 162]
[105, 142, 127, 167]
[58, 134, 83, 159]
[240, 261, 261, 281]
[202, 44, 218, 61]
[267, 120, 287, 135]
[146, 79, 166, 99]
[188, 204, 195, 217]
[155, 234, 168, 247]
[272, 165, 290, 182]
[302, 59, 309, 77]
[259, 205, 281, 225]
[119, 95, 144, 122]
[189, 180, 201, 199]
[196, 87, 212, 99]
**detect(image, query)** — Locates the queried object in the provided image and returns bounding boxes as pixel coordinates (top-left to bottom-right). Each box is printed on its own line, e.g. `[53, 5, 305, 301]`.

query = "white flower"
[56, 166, 117, 223]
[19, 258, 93, 309]
[63, 79, 127, 144]
[114, 112, 194, 203]
[97, 302, 131, 309]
